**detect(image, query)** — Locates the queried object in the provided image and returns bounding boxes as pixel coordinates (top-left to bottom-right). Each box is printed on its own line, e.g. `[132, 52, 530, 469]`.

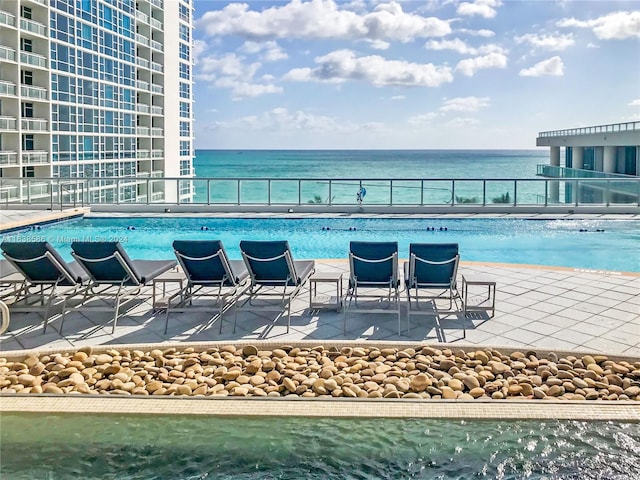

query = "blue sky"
[192, 0, 640, 149]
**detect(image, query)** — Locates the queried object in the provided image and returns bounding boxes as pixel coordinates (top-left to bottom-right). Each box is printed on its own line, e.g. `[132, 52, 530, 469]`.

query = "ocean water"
[192, 150, 550, 204]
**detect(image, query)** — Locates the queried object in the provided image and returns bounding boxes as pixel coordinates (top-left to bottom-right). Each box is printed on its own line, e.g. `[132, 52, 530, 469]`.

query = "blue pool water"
[1, 414, 639, 479]
[3, 217, 639, 272]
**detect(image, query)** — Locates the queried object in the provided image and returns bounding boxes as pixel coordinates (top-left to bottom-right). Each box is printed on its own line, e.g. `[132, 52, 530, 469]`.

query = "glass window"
[20, 38, 32, 53]
[22, 135, 34, 151]
[179, 121, 190, 136]
[21, 70, 33, 86]
[179, 43, 190, 61]
[179, 4, 189, 21]
[179, 63, 190, 79]
[179, 24, 189, 42]
[179, 141, 190, 156]
[179, 82, 190, 98]
[21, 6, 32, 19]
[179, 102, 190, 118]
[21, 103, 34, 118]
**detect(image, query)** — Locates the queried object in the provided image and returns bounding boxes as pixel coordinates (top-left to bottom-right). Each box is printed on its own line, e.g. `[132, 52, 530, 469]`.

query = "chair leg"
[164, 307, 170, 335]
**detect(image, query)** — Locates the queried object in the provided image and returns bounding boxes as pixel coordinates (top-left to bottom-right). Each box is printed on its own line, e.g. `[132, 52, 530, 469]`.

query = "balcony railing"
[150, 17, 163, 30]
[1, 176, 639, 209]
[0, 151, 18, 165]
[136, 10, 149, 23]
[136, 80, 150, 90]
[0, 10, 16, 27]
[137, 149, 151, 159]
[151, 40, 163, 51]
[151, 127, 163, 136]
[21, 150, 48, 164]
[0, 80, 17, 96]
[0, 116, 17, 130]
[20, 17, 47, 36]
[539, 121, 640, 138]
[137, 104, 150, 113]
[150, 0, 163, 9]
[0, 45, 17, 62]
[152, 149, 164, 158]
[137, 126, 150, 135]
[151, 106, 163, 115]
[151, 84, 163, 94]
[151, 61, 163, 72]
[136, 57, 150, 68]
[20, 51, 47, 68]
[21, 84, 47, 100]
[135, 33, 150, 46]
[21, 118, 48, 131]
[537, 165, 636, 179]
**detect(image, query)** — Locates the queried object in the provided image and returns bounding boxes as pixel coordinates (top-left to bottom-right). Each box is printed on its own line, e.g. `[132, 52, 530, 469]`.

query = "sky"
[191, 0, 640, 149]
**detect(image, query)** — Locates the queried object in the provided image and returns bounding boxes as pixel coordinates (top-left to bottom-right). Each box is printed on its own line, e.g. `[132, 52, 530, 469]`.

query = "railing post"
[298, 180, 301, 205]
[420, 180, 424, 206]
[389, 180, 393, 206]
[544, 180, 548, 206]
[27, 179, 31, 204]
[207, 179, 211, 205]
[450, 180, 455, 206]
[268, 179, 271, 205]
[606, 179, 610, 206]
[513, 180, 517, 206]
[328, 180, 332, 205]
[146, 179, 150, 204]
[237, 180, 240, 205]
[482, 181, 486, 206]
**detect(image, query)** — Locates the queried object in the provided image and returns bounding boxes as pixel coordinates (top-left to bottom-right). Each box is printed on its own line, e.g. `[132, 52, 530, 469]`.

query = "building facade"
[0, 0, 194, 203]
[536, 121, 640, 204]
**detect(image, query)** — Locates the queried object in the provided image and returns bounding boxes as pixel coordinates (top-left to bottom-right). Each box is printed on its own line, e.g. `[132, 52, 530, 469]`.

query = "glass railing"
[21, 151, 48, 163]
[151, 61, 163, 72]
[137, 126, 150, 135]
[136, 57, 150, 68]
[0, 45, 17, 61]
[537, 165, 636, 179]
[135, 33, 150, 46]
[151, 127, 163, 136]
[21, 84, 47, 99]
[1, 176, 638, 208]
[150, 17, 162, 30]
[21, 118, 48, 130]
[0, 10, 16, 27]
[151, 84, 163, 94]
[150, 40, 163, 51]
[0, 116, 17, 130]
[20, 17, 46, 36]
[0, 151, 18, 165]
[136, 10, 149, 23]
[150, 106, 163, 115]
[538, 121, 640, 138]
[0, 80, 17, 96]
[136, 104, 150, 113]
[152, 149, 164, 158]
[20, 51, 47, 68]
[150, 0, 163, 9]
[136, 80, 150, 90]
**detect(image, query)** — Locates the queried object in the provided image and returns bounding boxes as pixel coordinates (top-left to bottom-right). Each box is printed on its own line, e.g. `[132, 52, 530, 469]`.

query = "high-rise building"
[0, 0, 195, 203]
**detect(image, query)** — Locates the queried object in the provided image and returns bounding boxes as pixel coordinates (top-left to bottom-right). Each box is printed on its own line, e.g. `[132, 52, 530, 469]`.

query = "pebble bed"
[1, 345, 639, 401]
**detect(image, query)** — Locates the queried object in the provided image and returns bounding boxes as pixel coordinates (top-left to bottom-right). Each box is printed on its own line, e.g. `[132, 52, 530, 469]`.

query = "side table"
[152, 271, 186, 310]
[309, 272, 343, 312]
[461, 274, 496, 318]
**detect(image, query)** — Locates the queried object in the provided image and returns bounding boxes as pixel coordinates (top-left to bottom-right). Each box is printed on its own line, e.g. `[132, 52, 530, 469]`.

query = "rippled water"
[1, 414, 639, 479]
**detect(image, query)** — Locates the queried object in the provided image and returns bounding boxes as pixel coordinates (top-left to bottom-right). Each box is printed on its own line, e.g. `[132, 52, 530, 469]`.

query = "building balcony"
[152, 149, 164, 158]
[151, 127, 163, 136]
[0, 151, 19, 166]
[23, 0, 47, 5]
[137, 149, 151, 159]
[150, 0, 163, 9]
[0, 45, 17, 62]
[136, 104, 150, 113]
[0, 116, 17, 131]
[151, 106, 163, 115]
[21, 118, 48, 131]
[136, 57, 150, 68]
[136, 10, 149, 24]
[151, 40, 163, 51]
[136, 80, 150, 91]
[137, 126, 150, 136]
[21, 84, 47, 100]
[151, 61, 163, 72]
[20, 51, 47, 68]
[151, 84, 163, 94]
[0, 80, 17, 96]
[22, 150, 48, 164]
[0, 10, 16, 27]
[150, 17, 163, 30]
[537, 165, 636, 179]
[20, 17, 47, 36]
[136, 33, 150, 47]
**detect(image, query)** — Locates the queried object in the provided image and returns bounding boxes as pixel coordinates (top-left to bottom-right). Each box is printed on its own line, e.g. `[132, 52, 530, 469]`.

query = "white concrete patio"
[1, 260, 638, 357]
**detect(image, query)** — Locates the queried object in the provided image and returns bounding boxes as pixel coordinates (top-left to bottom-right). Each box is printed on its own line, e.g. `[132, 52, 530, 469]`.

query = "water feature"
[1, 413, 638, 479]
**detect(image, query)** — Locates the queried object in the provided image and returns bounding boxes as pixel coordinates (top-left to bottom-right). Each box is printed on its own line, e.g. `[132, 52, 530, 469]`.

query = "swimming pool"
[1, 413, 638, 479]
[2, 217, 639, 272]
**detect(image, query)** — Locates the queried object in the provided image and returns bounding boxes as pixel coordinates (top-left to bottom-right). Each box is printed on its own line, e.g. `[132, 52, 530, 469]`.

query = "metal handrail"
[538, 121, 640, 138]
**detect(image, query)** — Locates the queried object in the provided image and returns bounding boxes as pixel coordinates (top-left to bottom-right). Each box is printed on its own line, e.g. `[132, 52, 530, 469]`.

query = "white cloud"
[629, 99, 640, 107]
[444, 117, 480, 127]
[457, 0, 502, 19]
[514, 33, 575, 51]
[215, 107, 384, 134]
[557, 11, 640, 39]
[458, 28, 495, 37]
[390, 95, 406, 100]
[241, 40, 288, 62]
[455, 52, 507, 76]
[519, 56, 564, 77]
[366, 39, 391, 50]
[192, 40, 207, 65]
[440, 96, 490, 112]
[426, 38, 505, 55]
[408, 112, 439, 125]
[197, 53, 283, 99]
[198, 0, 452, 42]
[284, 49, 454, 87]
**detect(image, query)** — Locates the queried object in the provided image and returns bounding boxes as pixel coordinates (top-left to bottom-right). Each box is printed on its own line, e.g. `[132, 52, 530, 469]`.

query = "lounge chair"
[344, 241, 401, 335]
[0, 259, 27, 301]
[67, 241, 176, 334]
[167, 240, 250, 334]
[404, 243, 461, 332]
[0, 241, 90, 333]
[237, 240, 315, 334]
